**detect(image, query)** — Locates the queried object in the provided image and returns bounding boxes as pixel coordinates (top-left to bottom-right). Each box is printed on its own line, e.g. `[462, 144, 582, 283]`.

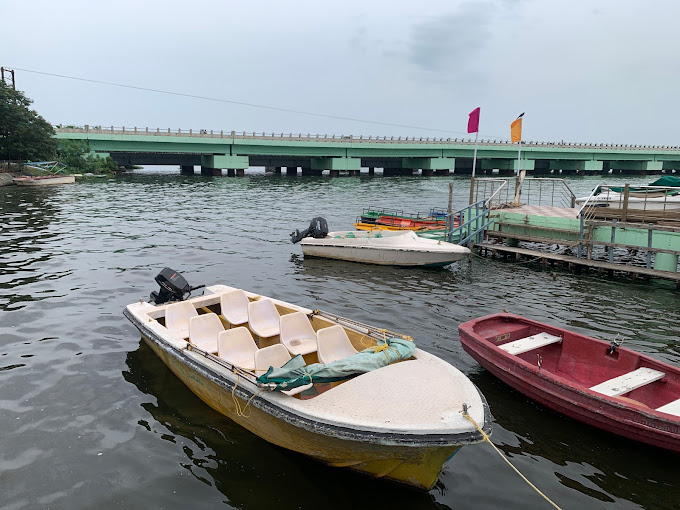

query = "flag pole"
[513, 140, 523, 205]
[471, 130, 479, 178]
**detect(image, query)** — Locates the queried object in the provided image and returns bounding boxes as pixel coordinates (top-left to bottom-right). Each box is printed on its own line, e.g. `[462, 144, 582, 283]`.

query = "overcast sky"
[3, 0, 679, 145]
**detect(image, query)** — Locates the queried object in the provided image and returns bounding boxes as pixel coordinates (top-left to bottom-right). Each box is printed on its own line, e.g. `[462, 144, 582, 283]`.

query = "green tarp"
[256, 337, 416, 391]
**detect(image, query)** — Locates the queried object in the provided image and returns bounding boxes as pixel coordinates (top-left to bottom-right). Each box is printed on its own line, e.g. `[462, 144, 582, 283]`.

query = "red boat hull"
[458, 313, 680, 453]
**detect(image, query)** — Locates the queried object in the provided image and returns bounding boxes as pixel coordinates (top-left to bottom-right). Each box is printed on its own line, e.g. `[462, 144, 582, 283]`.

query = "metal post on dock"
[610, 219, 617, 263]
[622, 184, 630, 223]
[647, 224, 653, 269]
[578, 214, 584, 259]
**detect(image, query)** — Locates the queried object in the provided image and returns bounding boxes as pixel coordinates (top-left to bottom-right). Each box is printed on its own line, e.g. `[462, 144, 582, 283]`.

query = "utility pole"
[1, 67, 16, 90]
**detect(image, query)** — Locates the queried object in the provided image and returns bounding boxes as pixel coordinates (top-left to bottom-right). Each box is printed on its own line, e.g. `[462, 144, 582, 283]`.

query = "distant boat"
[124, 271, 492, 490]
[458, 313, 680, 453]
[576, 176, 680, 211]
[295, 229, 470, 267]
[13, 175, 75, 186]
[358, 208, 449, 230]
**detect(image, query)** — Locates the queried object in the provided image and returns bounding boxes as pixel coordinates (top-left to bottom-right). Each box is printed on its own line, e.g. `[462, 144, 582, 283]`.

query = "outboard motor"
[291, 217, 329, 244]
[149, 267, 205, 304]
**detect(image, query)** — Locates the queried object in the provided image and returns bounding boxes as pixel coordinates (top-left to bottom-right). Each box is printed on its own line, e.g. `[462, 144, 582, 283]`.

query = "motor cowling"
[291, 217, 329, 244]
[149, 267, 204, 304]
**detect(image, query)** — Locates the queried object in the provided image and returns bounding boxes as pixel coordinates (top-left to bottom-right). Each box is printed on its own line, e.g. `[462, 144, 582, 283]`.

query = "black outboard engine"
[291, 217, 329, 244]
[149, 267, 205, 304]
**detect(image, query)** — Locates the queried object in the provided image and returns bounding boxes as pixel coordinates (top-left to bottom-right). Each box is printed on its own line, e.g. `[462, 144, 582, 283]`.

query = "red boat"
[458, 313, 680, 453]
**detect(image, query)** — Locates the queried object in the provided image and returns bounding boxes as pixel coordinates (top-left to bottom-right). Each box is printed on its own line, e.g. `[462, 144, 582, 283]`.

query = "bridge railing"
[52, 126, 680, 150]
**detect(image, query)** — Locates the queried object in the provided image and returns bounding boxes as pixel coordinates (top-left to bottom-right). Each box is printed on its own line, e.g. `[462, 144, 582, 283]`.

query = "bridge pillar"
[302, 167, 322, 176]
[201, 167, 222, 176]
[286, 166, 298, 175]
[422, 169, 434, 176]
[348, 170, 359, 176]
[330, 170, 340, 177]
[645, 161, 664, 174]
[368, 167, 375, 175]
[227, 168, 236, 177]
[435, 169, 450, 176]
[236, 169, 245, 177]
[275, 166, 282, 174]
[180, 165, 194, 175]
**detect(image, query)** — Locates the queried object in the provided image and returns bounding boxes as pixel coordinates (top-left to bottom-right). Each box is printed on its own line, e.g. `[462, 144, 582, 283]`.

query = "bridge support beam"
[482, 159, 514, 176]
[227, 168, 235, 177]
[286, 166, 298, 175]
[512, 158, 535, 174]
[311, 157, 361, 173]
[368, 167, 375, 175]
[607, 160, 659, 175]
[180, 165, 195, 175]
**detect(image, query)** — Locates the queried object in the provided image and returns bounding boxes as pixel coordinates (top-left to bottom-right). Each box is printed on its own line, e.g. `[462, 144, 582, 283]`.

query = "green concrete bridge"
[54, 126, 680, 177]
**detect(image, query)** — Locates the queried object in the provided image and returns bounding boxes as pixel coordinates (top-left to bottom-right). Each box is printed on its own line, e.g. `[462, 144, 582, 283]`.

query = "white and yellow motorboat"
[123, 270, 491, 490]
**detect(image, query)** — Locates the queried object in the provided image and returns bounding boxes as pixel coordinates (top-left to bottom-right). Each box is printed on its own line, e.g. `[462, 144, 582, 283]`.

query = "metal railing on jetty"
[444, 199, 494, 246]
[469, 176, 680, 282]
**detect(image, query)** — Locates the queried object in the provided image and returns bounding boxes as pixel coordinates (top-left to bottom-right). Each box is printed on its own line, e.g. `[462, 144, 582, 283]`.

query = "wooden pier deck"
[476, 242, 680, 287]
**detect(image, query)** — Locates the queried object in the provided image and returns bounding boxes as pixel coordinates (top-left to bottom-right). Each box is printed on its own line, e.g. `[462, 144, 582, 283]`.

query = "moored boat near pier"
[123, 272, 492, 490]
[458, 313, 680, 453]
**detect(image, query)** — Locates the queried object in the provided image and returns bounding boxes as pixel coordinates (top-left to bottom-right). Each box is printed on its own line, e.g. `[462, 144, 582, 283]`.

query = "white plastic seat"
[316, 325, 358, 364]
[254, 343, 292, 373]
[254, 343, 313, 396]
[279, 312, 318, 356]
[220, 290, 250, 326]
[188, 313, 224, 354]
[165, 301, 199, 338]
[217, 327, 258, 369]
[248, 299, 280, 339]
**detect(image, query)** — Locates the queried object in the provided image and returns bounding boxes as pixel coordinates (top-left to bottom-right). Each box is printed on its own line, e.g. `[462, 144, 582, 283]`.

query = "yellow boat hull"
[143, 334, 460, 489]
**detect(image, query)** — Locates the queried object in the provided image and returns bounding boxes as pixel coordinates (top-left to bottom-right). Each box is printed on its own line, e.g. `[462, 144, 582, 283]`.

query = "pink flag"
[467, 107, 480, 133]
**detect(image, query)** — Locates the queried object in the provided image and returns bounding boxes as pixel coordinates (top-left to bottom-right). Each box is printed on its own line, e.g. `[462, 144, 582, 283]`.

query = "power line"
[8, 66, 486, 136]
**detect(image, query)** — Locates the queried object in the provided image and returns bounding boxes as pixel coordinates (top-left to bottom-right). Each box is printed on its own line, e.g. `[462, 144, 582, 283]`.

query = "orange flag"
[511, 117, 523, 143]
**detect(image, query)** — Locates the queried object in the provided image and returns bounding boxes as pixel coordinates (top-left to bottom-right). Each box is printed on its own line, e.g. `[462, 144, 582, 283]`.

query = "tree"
[0, 82, 56, 161]
[57, 139, 118, 174]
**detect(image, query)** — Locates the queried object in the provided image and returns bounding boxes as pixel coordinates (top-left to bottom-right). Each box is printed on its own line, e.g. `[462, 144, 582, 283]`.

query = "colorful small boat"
[359, 208, 448, 228]
[458, 313, 680, 453]
[124, 272, 492, 489]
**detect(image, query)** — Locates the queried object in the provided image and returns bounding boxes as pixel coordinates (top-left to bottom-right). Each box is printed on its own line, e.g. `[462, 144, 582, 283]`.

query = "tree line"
[0, 81, 117, 174]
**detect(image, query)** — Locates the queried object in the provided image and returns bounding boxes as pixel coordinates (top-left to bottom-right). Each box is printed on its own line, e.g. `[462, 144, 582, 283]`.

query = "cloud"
[405, 2, 497, 73]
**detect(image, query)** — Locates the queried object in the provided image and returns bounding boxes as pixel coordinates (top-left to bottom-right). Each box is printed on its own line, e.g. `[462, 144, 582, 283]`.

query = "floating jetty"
[458, 178, 680, 288]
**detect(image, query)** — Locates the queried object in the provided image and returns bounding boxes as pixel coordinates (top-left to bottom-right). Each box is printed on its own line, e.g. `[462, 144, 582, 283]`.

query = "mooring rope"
[461, 407, 563, 510]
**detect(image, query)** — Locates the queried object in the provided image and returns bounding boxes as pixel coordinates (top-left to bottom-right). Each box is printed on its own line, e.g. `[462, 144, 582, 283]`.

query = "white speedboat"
[123, 269, 491, 490]
[291, 218, 469, 267]
[576, 178, 680, 211]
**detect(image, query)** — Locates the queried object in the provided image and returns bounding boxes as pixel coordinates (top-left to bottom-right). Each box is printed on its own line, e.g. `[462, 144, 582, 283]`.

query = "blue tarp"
[256, 337, 416, 391]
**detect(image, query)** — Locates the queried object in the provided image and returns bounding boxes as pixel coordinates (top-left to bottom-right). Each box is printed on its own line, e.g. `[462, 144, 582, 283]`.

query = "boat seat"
[188, 313, 224, 354]
[317, 325, 358, 364]
[656, 398, 680, 417]
[589, 367, 665, 397]
[217, 327, 258, 369]
[165, 301, 199, 338]
[498, 332, 562, 355]
[279, 312, 318, 356]
[254, 344, 312, 396]
[220, 289, 250, 326]
[248, 299, 281, 339]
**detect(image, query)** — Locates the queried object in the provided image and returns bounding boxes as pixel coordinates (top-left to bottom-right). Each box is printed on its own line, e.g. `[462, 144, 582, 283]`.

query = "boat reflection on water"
[466, 370, 679, 507]
[123, 340, 439, 507]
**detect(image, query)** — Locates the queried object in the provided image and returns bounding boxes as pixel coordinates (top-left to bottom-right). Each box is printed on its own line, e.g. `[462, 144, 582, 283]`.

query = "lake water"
[1, 170, 679, 510]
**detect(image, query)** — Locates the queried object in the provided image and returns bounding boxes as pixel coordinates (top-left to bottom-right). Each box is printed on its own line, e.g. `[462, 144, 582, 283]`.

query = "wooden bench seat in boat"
[656, 398, 680, 417]
[498, 332, 562, 355]
[589, 367, 665, 397]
